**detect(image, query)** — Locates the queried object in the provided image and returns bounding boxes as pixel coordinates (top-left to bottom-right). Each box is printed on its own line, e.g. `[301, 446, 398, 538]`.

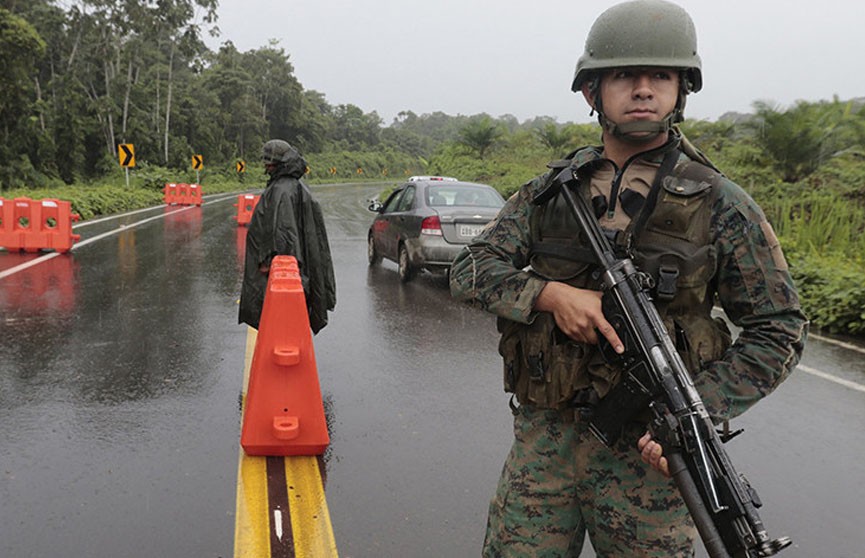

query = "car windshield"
[426, 185, 504, 208]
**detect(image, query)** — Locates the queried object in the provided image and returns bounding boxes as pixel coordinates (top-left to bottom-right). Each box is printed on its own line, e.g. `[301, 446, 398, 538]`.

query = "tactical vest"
[499, 149, 733, 410]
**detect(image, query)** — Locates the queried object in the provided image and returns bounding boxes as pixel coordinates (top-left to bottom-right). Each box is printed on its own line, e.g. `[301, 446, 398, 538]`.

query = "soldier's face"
[590, 67, 679, 129]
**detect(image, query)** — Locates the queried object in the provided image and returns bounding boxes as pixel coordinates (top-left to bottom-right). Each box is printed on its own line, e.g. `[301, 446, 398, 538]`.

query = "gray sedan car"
[367, 176, 506, 282]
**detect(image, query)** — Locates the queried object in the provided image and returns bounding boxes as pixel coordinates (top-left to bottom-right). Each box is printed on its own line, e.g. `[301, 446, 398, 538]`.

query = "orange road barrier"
[233, 194, 260, 226]
[241, 255, 330, 456]
[163, 183, 203, 206]
[186, 183, 203, 206]
[163, 183, 179, 204]
[0, 197, 80, 253]
[234, 326, 338, 557]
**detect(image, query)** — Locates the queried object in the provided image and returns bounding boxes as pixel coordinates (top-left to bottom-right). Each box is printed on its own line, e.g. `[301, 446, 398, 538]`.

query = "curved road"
[0, 183, 863, 557]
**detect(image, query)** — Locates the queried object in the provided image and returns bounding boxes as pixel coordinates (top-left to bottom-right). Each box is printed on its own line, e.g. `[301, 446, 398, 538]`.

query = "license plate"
[459, 224, 485, 238]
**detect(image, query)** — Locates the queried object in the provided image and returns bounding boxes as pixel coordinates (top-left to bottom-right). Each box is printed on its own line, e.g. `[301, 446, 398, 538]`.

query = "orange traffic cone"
[240, 255, 330, 456]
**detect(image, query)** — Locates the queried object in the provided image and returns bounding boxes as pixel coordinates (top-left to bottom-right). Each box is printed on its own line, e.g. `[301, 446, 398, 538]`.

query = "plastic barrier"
[186, 183, 203, 206]
[240, 256, 329, 456]
[163, 183, 178, 204]
[163, 183, 203, 206]
[233, 326, 338, 557]
[0, 197, 80, 253]
[232, 194, 260, 226]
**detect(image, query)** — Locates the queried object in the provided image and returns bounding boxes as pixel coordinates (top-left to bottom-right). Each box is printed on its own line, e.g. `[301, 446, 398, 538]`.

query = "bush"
[306, 150, 425, 182]
[789, 251, 865, 335]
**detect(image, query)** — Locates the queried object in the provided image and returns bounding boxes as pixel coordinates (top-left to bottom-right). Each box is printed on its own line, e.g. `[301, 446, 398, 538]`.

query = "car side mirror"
[367, 200, 383, 212]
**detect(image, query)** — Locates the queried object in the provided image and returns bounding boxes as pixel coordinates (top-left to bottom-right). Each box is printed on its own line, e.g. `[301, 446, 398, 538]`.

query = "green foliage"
[748, 98, 865, 182]
[306, 149, 425, 182]
[789, 251, 865, 335]
[0, 7, 48, 182]
[328, 104, 383, 151]
[3, 183, 162, 221]
[802, 149, 865, 201]
[428, 143, 496, 183]
[457, 116, 504, 160]
[429, 129, 548, 196]
[534, 122, 602, 157]
[769, 191, 865, 256]
[535, 123, 573, 154]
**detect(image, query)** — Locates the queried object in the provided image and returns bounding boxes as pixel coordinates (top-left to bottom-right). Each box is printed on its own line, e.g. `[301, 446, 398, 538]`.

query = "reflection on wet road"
[1, 184, 863, 557]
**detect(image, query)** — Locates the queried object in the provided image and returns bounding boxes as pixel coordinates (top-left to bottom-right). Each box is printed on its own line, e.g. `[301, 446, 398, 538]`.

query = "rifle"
[551, 167, 791, 558]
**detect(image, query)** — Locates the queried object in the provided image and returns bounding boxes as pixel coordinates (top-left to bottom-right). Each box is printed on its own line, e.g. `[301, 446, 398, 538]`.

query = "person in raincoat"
[239, 139, 336, 334]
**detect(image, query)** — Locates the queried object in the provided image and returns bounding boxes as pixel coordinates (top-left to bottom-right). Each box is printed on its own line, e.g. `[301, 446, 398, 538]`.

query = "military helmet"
[262, 139, 297, 165]
[571, 0, 702, 93]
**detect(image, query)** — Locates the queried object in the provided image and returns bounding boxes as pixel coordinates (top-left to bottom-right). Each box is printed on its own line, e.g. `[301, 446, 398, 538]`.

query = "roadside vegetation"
[1, 2, 863, 336]
[426, 101, 865, 337]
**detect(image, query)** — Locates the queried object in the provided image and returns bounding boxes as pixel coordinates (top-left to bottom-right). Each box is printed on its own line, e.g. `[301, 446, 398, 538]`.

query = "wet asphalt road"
[1, 183, 864, 558]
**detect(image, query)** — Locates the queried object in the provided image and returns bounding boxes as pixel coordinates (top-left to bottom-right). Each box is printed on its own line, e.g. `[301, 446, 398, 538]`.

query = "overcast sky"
[205, 0, 865, 125]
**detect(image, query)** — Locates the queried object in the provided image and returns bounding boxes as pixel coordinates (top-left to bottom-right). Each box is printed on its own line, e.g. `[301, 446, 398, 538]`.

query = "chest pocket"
[633, 168, 718, 304]
[649, 174, 712, 240]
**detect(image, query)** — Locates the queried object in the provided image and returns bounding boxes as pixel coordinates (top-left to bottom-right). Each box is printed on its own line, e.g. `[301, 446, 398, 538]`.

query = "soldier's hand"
[638, 432, 670, 477]
[535, 281, 624, 353]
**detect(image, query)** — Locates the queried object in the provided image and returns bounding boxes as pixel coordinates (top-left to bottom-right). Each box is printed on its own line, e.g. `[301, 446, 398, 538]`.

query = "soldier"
[239, 139, 336, 334]
[449, 1, 808, 556]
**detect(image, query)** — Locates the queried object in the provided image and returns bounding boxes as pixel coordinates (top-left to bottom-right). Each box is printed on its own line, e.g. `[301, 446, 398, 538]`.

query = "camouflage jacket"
[450, 140, 808, 421]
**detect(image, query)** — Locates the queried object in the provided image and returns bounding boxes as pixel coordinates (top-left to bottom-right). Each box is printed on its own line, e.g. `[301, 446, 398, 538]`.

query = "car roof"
[407, 175, 458, 183]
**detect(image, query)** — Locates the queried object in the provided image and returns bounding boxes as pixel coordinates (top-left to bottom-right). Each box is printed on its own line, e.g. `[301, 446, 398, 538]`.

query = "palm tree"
[535, 123, 572, 155]
[458, 116, 503, 159]
[751, 98, 863, 182]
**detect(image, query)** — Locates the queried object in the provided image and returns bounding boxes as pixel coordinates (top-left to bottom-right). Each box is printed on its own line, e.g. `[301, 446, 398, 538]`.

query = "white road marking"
[808, 332, 865, 355]
[274, 509, 283, 541]
[72, 204, 169, 228]
[0, 251, 62, 279]
[798, 364, 865, 393]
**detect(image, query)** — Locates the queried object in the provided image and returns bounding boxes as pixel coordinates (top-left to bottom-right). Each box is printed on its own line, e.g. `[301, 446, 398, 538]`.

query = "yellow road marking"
[233, 447, 270, 558]
[285, 456, 338, 557]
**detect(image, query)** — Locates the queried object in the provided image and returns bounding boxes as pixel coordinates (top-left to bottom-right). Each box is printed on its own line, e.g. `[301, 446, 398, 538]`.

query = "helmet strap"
[593, 74, 689, 145]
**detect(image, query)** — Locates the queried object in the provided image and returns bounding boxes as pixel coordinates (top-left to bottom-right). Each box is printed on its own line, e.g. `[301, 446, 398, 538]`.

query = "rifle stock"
[553, 168, 791, 558]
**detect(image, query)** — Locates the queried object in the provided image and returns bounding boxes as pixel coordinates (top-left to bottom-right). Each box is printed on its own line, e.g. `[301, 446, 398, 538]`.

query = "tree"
[535, 122, 572, 155]
[750, 98, 865, 182]
[0, 7, 47, 188]
[330, 103, 382, 150]
[458, 116, 503, 159]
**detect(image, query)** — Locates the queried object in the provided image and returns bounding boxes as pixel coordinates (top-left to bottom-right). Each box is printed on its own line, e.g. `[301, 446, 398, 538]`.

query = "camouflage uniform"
[449, 136, 808, 556]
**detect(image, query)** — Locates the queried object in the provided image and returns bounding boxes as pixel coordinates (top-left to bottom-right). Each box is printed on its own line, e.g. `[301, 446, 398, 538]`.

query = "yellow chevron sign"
[118, 144, 135, 167]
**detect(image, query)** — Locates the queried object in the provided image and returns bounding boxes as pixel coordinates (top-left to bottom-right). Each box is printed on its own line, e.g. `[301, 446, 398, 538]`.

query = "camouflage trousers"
[482, 405, 696, 557]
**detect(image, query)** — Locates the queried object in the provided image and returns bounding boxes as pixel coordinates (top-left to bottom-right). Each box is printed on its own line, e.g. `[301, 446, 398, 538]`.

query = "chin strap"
[599, 113, 676, 144]
[589, 73, 689, 145]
